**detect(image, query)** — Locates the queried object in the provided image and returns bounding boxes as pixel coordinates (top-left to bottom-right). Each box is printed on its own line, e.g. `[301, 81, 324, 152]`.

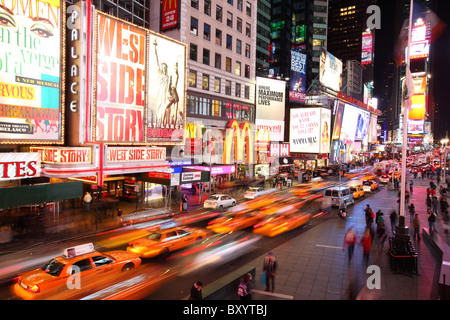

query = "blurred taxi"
[349, 186, 365, 199]
[253, 212, 312, 237]
[362, 179, 378, 192]
[379, 175, 390, 183]
[244, 187, 275, 199]
[12, 243, 141, 300]
[207, 211, 266, 233]
[127, 227, 208, 258]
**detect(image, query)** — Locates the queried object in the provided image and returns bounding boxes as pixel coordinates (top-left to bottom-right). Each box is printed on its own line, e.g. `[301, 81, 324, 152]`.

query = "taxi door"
[176, 229, 195, 249]
[91, 255, 119, 275]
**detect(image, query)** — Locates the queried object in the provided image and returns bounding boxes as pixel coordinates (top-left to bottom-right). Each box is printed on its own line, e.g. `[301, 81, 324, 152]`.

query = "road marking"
[315, 244, 344, 250]
[253, 289, 294, 300]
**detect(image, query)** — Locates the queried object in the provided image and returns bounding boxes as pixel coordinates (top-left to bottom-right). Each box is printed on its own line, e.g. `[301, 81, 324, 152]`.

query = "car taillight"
[12, 277, 19, 284]
[26, 284, 40, 293]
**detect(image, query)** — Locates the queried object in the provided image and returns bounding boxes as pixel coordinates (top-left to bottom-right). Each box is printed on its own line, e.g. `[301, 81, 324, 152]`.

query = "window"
[245, 23, 251, 37]
[215, 29, 222, 45]
[190, 17, 198, 35]
[214, 77, 221, 93]
[227, 12, 233, 28]
[204, 23, 211, 40]
[92, 256, 114, 268]
[235, 61, 241, 76]
[226, 34, 232, 50]
[191, 0, 198, 9]
[189, 70, 197, 87]
[244, 64, 250, 78]
[244, 85, 250, 99]
[246, 1, 251, 16]
[227, 0, 233, 5]
[235, 83, 241, 97]
[245, 43, 250, 58]
[225, 80, 232, 95]
[226, 57, 232, 72]
[236, 39, 242, 54]
[203, 48, 210, 65]
[190, 43, 197, 61]
[72, 259, 92, 273]
[216, 5, 222, 22]
[202, 74, 209, 90]
[237, 0, 243, 11]
[204, 0, 211, 15]
[236, 18, 242, 33]
[215, 53, 221, 69]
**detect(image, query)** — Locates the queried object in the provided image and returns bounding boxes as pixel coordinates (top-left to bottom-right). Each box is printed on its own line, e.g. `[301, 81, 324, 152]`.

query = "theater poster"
[146, 32, 186, 144]
[95, 12, 146, 143]
[0, 0, 65, 144]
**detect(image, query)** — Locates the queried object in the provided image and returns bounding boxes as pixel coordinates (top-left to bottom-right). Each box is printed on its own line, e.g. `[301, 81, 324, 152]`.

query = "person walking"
[410, 180, 414, 194]
[189, 281, 203, 300]
[343, 227, 357, 262]
[375, 210, 384, 227]
[390, 209, 398, 235]
[364, 204, 374, 229]
[83, 192, 92, 211]
[360, 228, 372, 266]
[408, 203, 416, 223]
[376, 222, 387, 253]
[428, 208, 437, 235]
[432, 196, 439, 215]
[263, 252, 277, 293]
[182, 194, 188, 211]
[412, 214, 421, 241]
[237, 273, 253, 300]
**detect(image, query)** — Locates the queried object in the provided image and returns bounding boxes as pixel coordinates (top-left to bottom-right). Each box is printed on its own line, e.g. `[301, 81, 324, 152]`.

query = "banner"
[0, 153, 41, 180]
[319, 48, 342, 92]
[0, 0, 64, 143]
[289, 50, 307, 102]
[161, 0, 180, 31]
[95, 12, 146, 143]
[255, 77, 285, 121]
[290, 108, 330, 154]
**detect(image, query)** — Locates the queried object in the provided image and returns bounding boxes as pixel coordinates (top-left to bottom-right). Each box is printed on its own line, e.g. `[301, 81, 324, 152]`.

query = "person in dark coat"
[189, 281, 203, 300]
[263, 252, 277, 293]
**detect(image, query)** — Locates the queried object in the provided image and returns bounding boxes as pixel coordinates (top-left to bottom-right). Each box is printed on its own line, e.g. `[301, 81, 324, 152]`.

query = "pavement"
[0, 173, 448, 300]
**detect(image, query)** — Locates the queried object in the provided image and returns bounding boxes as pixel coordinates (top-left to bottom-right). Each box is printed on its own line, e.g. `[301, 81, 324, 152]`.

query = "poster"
[95, 12, 146, 143]
[290, 108, 329, 153]
[146, 33, 186, 144]
[0, 0, 64, 143]
[320, 108, 330, 153]
[255, 76, 285, 121]
[319, 48, 342, 92]
[289, 50, 306, 102]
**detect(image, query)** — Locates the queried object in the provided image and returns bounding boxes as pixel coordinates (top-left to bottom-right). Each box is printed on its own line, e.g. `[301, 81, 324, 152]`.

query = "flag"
[424, 9, 447, 43]
[393, 19, 409, 67]
[402, 66, 413, 111]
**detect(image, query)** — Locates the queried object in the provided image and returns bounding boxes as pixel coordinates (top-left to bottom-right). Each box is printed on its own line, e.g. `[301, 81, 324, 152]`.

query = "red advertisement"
[95, 13, 146, 143]
[161, 0, 179, 31]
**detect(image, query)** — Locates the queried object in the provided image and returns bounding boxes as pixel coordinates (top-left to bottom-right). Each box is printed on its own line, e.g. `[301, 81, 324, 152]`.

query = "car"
[127, 227, 208, 258]
[253, 212, 312, 237]
[362, 180, 378, 192]
[323, 187, 354, 207]
[349, 186, 365, 199]
[203, 194, 236, 211]
[12, 243, 141, 300]
[244, 187, 275, 199]
[207, 211, 266, 233]
[379, 175, 390, 183]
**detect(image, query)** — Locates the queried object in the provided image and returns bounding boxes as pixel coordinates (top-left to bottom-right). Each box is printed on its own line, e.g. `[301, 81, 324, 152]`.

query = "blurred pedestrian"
[83, 192, 92, 211]
[360, 228, 372, 265]
[365, 204, 374, 229]
[263, 252, 277, 293]
[390, 209, 398, 235]
[412, 214, 421, 241]
[189, 281, 203, 300]
[376, 222, 387, 252]
[375, 210, 384, 227]
[410, 180, 414, 194]
[343, 227, 356, 262]
[237, 273, 253, 300]
[432, 196, 438, 215]
[182, 194, 188, 211]
[428, 208, 437, 235]
[117, 208, 123, 224]
[408, 203, 416, 223]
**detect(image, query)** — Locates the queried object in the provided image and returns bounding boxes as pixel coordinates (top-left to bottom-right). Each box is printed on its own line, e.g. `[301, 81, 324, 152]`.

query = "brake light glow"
[26, 284, 40, 293]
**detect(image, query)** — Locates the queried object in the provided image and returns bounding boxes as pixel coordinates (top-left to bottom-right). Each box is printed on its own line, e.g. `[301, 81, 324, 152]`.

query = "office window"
[226, 57, 232, 72]
[236, 39, 242, 54]
[203, 48, 210, 65]
[190, 43, 198, 61]
[214, 77, 221, 93]
[245, 64, 250, 78]
[245, 23, 251, 37]
[227, 12, 233, 28]
[212, 99, 221, 117]
[225, 80, 232, 95]
[237, 0, 243, 11]
[236, 83, 241, 97]
[215, 29, 222, 45]
[236, 18, 242, 33]
[189, 70, 197, 87]
[204, 23, 211, 40]
[226, 34, 232, 50]
[202, 74, 209, 90]
[215, 53, 221, 69]
[235, 61, 241, 76]
[204, 0, 211, 15]
[216, 5, 222, 22]
[191, 0, 198, 9]
[246, 2, 251, 16]
[227, 0, 233, 5]
[190, 17, 198, 35]
[244, 85, 250, 99]
[245, 44, 250, 58]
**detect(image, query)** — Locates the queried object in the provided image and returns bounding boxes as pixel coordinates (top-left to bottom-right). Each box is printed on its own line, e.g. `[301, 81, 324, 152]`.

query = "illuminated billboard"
[408, 75, 427, 120]
[256, 77, 285, 121]
[290, 107, 331, 154]
[161, 0, 180, 31]
[319, 48, 342, 92]
[407, 119, 424, 135]
[361, 30, 373, 65]
[0, 0, 65, 144]
[289, 49, 307, 103]
[339, 104, 370, 143]
[410, 19, 430, 60]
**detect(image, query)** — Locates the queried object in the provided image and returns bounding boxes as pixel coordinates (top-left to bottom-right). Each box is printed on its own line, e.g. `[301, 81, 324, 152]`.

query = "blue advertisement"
[289, 50, 306, 103]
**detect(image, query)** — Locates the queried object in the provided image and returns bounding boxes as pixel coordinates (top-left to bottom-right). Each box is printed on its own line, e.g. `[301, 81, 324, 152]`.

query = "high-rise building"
[91, 0, 151, 28]
[256, 0, 271, 76]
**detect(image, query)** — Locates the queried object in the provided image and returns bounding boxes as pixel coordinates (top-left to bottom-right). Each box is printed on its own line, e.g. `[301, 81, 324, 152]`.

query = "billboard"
[255, 119, 284, 142]
[147, 32, 186, 144]
[289, 49, 307, 102]
[95, 12, 146, 143]
[410, 19, 430, 60]
[369, 114, 378, 143]
[408, 75, 427, 120]
[332, 101, 344, 140]
[361, 30, 373, 65]
[0, 0, 65, 143]
[319, 48, 343, 92]
[161, 0, 180, 31]
[290, 108, 331, 154]
[339, 104, 370, 143]
[407, 119, 424, 135]
[256, 77, 285, 121]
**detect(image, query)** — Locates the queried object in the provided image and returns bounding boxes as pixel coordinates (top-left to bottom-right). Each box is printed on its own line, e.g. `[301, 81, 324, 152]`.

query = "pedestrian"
[432, 196, 438, 214]
[408, 203, 416, 223]
[182, 194, 188, 211]
[376, 222, 387, 252]
[83, 192, 92, 211]
[360, 228, 372, 265]
[237, 273, 253, 300]
[412, 214, 421, 241]
[442, 197, 449, 215]
[364, 204, 374, 228]
[343, 227, 356, 262]
[410, 180, 414, 194]
[375, 210, 384, 227]
[117, 208, 123, 223]
[428, 208, 437, 235]
[390, 209, 398, 235]
[189, 281, 203, 300]
[426, 193, 432, 209]
[263, 252, 277, 293]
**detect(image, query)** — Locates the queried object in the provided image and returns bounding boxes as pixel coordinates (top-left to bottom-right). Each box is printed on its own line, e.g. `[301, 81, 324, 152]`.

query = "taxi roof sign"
[63, 243, 95, 259]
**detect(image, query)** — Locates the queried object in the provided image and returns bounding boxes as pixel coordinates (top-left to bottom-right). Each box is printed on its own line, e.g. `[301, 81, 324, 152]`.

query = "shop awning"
[0, 181, 83, 208]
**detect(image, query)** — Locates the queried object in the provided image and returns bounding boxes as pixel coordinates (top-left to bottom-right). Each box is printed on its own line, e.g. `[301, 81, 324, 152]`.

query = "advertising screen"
[409, 75, 427, 120]
[319, 48, 342, 92]
[0, 0, 64, 143]
[410, 20, 430, 60]
[95, 13, 146, 143]
[339, 104, 370, 143]
[332, 101, 344, 140]
[289, 50, 307, 103]
[147, 32, 186, 144]
[407, 119, 424, 135]
[369, 114, 378, 143]
[256, 77, 285, 121]
[361, 31, 373, 65]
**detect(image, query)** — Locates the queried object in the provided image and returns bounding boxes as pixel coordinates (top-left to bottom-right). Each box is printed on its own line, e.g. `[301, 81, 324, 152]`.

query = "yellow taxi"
[127, 227, 208, 258]
[362, 179, 379, 192]
[207, 211, 266, 233]
[349, 186, 365, 199]
[12, 243, 141, 300]
[253, 212, 312, 237]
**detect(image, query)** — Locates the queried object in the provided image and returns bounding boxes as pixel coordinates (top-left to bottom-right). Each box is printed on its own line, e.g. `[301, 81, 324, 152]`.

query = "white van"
[323, 187, 355, 208]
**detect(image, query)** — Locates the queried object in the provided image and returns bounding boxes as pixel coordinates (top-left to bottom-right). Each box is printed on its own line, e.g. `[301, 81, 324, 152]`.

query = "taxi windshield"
[363, 181, 371, 185]
[146, 233, 162, 241]
[42, 259, 66, 277]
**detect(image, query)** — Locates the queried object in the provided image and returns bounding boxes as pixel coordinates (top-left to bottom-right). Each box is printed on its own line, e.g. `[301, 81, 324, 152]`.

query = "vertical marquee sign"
[94, 12, 146, 143]
[0, 0, 65, 144]
[160, 0, 180, 32]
